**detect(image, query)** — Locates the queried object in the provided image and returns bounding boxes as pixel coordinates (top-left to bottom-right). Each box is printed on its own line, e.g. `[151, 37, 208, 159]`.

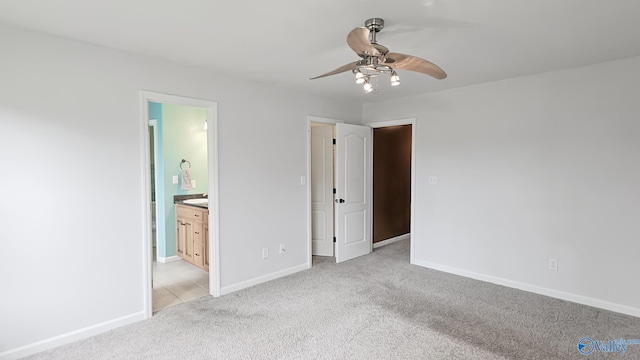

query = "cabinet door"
[184, 220, 194, 261]
[176, 220, 187, 257]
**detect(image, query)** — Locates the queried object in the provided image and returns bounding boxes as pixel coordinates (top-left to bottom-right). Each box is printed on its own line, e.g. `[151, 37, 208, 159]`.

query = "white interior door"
[335, 123, 372, 263]
[311, 125, 334, 256]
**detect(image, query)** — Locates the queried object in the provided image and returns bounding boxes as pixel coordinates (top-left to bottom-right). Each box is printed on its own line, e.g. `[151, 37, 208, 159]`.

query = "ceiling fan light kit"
[351, 55, 399, 93]
[311, 18, 447, 94]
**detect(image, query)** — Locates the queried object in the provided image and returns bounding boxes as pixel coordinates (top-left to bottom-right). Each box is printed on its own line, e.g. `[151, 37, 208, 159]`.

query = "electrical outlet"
[172, 176, 179, 184]
[428, 176, 438, 185]
[262, 248, 269, 259]
[548, 258, 558, 271]
[279, 244, 286, 255]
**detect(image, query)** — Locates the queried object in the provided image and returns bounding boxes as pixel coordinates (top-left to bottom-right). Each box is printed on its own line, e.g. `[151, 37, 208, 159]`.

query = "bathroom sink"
[183, 198, 208, 205]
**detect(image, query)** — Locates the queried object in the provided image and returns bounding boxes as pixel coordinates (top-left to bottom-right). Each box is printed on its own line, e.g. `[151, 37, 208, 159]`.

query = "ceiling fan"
[310, 18, 447, 93]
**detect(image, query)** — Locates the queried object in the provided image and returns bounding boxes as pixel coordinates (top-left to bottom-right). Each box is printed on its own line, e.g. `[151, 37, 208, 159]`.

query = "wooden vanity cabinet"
[176, 204, 209, 271]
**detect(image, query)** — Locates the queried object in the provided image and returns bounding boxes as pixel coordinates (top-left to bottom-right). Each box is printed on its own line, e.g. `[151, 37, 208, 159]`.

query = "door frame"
[306, 116, 343, 267]
[139, 91, 221, 319]
[368, 118, 417, 265]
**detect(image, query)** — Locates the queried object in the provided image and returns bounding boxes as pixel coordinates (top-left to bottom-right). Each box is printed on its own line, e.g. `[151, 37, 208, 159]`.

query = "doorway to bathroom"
[140, 91, 220, 318]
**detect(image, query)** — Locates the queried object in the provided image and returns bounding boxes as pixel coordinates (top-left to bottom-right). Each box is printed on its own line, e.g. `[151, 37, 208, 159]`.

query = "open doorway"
[369, 119, 416, 264]
[307, 117, 416, 267]
[308, 117, 341, 264]
[372, 124, 412, 247]
[140, 91, 220, 319]
[149, 102, 209, 312]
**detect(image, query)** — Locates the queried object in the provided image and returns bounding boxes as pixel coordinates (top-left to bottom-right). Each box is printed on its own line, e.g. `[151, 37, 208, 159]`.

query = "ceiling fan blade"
[347, 27, 380, 57]
[310, 62, 359, 80]
[384, 52, 447, 79]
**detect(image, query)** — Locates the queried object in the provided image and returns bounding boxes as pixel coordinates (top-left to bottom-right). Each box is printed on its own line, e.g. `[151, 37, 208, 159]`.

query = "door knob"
[335, 199, 345, 203]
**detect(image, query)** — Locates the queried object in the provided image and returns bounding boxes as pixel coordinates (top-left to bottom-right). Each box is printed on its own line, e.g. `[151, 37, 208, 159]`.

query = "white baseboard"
[373, 233, 410, 249]
[221, 263, 309, 295]
[157, 255, 180, 263]
[413, 259, 640, 318]
[0, 311, 145, 360]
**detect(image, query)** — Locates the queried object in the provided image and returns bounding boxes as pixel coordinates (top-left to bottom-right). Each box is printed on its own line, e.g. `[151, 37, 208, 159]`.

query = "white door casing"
[311, 125, 335, 256]
[139, 91, 220, 319]
[335, 123, 372, 263]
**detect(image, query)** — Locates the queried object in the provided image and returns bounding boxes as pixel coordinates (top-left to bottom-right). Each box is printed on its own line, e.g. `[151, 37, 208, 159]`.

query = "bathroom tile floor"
[152, 259, 209, 313]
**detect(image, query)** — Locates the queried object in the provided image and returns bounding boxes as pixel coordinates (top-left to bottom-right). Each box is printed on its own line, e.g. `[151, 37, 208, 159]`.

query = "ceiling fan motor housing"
[364, 18, 384, 32]
[365, 18, 385, 49]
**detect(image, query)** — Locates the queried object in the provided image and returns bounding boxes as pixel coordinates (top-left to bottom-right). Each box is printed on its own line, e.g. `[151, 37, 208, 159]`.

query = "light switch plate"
[172, 176, 179, 184]
[300, 176, 306, 185]
[191, 180, 196, 187]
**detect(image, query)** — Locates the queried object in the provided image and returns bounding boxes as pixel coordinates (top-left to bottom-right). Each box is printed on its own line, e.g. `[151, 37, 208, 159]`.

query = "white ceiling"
[2, 0, 640, 103]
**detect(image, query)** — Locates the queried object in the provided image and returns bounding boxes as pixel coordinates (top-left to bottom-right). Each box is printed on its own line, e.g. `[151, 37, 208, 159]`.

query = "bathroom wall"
[148, 101, 208, 259]
[161, 103, 208, 258]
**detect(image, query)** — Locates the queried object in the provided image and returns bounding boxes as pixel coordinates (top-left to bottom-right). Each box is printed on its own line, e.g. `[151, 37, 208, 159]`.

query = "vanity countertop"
[177, 200, 208, 209]
[174, 194, 208, 209]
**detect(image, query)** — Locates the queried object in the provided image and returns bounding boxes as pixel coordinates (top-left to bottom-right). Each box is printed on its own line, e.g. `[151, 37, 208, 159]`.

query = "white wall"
[363, 56, 640, 316]
[0, 25, 361, 358]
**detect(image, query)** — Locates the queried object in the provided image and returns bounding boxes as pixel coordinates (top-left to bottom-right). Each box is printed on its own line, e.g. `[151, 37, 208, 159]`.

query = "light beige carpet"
[24, 240, 640, 359]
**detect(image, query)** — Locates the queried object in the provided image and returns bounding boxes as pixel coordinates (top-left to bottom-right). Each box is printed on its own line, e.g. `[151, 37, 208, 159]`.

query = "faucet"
[203, 193, 208, 198]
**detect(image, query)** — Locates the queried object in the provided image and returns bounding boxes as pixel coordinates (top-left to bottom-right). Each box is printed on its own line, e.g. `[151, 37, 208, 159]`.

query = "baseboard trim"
[221, 263, 308, 295]
[373, 233, 410, 249]
[157, 255, 180, 263]
[0, 311, 145, 360]
[413, 259, 640, 318]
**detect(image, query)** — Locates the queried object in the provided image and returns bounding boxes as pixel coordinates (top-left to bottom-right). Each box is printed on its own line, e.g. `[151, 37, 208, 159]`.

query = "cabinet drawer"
[193, 222, 204, 244]
[176, 204, 208, 223]
[176, 205, 196, 219]
[192, 209, 206, 222]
